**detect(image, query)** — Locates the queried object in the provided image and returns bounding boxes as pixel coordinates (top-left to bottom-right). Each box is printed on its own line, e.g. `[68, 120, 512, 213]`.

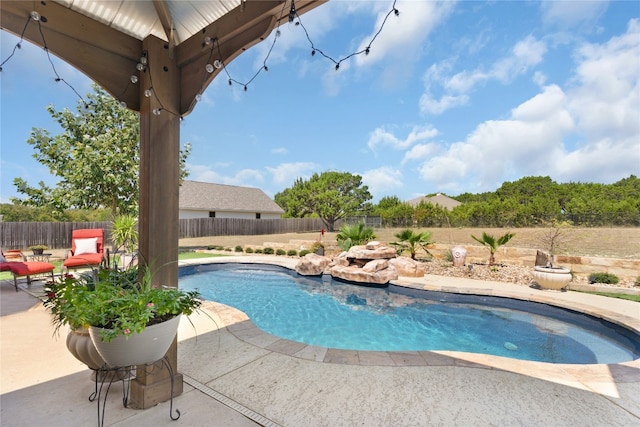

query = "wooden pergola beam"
[1, 0, 142, 110]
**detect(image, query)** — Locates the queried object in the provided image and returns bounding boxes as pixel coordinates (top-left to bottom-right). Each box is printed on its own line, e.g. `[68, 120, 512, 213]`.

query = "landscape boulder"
[330, 264, 398, 285]
[388, 257, 426, 277]
[295, 253, 331, 276]
[346, 242, 397, 260]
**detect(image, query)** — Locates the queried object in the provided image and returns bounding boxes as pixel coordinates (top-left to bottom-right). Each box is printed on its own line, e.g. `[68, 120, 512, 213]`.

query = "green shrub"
[234, 245, 243, 252]
[263, 247, 274, 255]
[299, 249, 311, 257]
[276, 249, 286, 256]
[255, 248, 264, 254]
[588, 272, 619, 285]
[245, 247, 254, 253]
[287, 249, 298, 257]
[206, 245, 217, 250]
[224, 247, 232, 252]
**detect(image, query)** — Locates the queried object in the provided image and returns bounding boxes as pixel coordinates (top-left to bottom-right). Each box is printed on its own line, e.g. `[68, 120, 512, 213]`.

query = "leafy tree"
[11, 84, 191, 218]
[373, 196, 414, 227]
[390, 229, 434, 260]
[336, 222, 376, 251]
[470, 231, 515, 266]
[274, 171, 372, 231]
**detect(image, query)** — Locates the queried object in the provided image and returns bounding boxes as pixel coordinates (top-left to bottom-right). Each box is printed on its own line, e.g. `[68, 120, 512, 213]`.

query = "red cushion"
[63, 253, 103, 268]
[71, 229, 104, 256]
[1, 261, 54, 276]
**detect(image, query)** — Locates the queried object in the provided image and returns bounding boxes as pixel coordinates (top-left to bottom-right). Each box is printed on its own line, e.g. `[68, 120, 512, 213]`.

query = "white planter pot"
[89, 315, 180, 368]
[66, 327, 107, 370]
[533, 266, 572, 290]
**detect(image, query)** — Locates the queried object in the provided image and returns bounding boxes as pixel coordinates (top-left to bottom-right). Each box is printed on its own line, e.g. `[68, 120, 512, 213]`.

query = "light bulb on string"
[196, 94, 202, 102]
[204, 37, 213, 46]
[213, 60, 222, 69]
[140, 56, 147, 65]
[288, 0, 296, 23]
[119, 101, 127, 109]
[152, 108, 162, 116]
[136, 63, 145, 71]
[144, 88, 153, 98]
[205, 63, 214, 73]
[130, 75, 138, 84]
[30, 11, 40, 21]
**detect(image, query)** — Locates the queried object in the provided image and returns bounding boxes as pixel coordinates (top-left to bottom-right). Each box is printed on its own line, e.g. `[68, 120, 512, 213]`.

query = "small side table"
[28, 253, 52, 262]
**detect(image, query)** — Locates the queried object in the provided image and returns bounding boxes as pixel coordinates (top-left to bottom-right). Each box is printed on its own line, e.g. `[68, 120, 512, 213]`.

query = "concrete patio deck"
[1, 256, 639, 426]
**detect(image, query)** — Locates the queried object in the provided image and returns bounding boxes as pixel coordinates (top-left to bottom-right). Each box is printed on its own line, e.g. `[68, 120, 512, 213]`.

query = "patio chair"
[0, 249, 55, 291]
[63, 228, 107, 274]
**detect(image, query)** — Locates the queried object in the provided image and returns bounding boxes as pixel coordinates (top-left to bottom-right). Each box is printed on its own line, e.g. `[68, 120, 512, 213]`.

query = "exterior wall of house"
[178, 210, 281, 220]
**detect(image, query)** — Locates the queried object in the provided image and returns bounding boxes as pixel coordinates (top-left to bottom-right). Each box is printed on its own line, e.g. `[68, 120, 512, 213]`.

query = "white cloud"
[266, 162, 318, 185]
[401, 143, 439, 165]
[420, 35, 547, 114]
[367, 125, 438, 152]
[541, 0, 609, 30]
[320, 1, 456, 94]
[414, 20, 640, 194]
[361, 166, 403, 200]
[271, 147, 288, 155]
[568, 19, 640, 142]
[187, 165, 264, 187]
[355, 1, 455, 68]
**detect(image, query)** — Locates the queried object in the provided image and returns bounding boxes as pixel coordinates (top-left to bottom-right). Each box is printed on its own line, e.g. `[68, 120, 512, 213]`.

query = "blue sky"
[1, 1, 639, 205]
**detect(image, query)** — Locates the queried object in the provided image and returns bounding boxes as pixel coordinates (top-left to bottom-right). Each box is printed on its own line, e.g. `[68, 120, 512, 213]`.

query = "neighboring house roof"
[406, 193, 462, 211]
[179, 180, 284, 214]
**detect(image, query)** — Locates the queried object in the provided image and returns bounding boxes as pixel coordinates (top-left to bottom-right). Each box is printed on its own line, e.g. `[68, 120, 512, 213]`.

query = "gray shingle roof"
[179, 180, 284, 214]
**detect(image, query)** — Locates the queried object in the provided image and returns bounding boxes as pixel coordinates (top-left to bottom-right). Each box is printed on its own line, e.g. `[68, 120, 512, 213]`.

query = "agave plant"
[336, 222, 376, 251]
[470, 231, 515, 266]
[390, 229, 434, 260]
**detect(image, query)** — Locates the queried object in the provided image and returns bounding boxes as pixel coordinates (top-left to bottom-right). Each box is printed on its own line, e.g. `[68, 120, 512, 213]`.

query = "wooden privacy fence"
[0, 218, 329, 250]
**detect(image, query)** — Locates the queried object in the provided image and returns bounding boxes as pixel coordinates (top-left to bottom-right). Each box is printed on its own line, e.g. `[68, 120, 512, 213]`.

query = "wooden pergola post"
[130, 35, 182, 409]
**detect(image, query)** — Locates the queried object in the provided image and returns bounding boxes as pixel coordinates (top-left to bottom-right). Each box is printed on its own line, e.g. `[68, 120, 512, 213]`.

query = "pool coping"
[180, 256, 640, 394]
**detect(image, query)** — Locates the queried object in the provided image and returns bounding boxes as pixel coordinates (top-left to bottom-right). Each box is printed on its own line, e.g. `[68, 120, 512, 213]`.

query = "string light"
[288, 0, 296, 23]
[2, 1, 399, 114]
[208, 0, 399, 92]
[1, 11, 85, 103]
[295, 0, 399, 70]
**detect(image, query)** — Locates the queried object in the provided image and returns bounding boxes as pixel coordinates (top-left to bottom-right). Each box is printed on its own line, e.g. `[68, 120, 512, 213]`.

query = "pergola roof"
[1, 0, 325, 115]
[56, 0, 242, 45]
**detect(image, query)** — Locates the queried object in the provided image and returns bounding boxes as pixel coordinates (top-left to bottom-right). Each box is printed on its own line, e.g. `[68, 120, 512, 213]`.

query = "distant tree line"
[4, 174, 638, 228]
[372, 175, 640, 228]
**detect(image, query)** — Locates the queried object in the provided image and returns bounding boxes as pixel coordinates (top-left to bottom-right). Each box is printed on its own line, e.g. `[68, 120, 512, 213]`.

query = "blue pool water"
[179, 264, 640, 364]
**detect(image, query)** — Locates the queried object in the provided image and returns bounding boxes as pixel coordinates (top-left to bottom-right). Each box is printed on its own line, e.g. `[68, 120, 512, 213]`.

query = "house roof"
[406, 193, 461, 211]
[179, 180, 284, 214]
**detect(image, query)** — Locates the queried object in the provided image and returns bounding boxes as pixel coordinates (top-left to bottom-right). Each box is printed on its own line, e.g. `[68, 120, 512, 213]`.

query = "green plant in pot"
[111, 214, 139, 268]
[43, 264, 202, 367]
[28, 244, 48, 255]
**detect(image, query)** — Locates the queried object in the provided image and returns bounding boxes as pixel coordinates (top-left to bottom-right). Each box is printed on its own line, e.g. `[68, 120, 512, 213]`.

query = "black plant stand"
[91, 357, 180, 427]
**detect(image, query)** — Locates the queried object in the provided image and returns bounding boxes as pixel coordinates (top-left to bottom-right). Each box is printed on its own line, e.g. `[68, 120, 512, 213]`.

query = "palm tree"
[470, 231, 515, 266]
[336, 222, 376, 251]
[391, 229, 434, 260]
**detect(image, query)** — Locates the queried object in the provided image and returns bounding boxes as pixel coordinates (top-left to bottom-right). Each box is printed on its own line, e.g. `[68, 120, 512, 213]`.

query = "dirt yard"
[180, 227, 640, 260]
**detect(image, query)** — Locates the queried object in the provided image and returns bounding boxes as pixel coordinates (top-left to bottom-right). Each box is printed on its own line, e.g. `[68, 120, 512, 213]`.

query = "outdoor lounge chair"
[0, 250, 55, 291]
[63, 228, 106, 274]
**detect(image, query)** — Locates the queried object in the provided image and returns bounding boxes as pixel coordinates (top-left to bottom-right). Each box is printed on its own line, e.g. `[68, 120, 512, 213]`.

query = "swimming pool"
[179, 263, 640, 364]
